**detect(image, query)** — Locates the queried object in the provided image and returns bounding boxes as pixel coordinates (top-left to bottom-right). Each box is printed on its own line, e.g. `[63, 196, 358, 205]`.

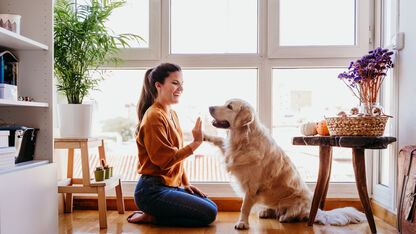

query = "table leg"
[320, 148, 332, 210]
[352, 148, 377, 233]
[308, 146, 333, 226]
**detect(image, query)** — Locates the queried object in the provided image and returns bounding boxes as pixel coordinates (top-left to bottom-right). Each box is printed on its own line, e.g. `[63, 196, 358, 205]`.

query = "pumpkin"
[316, 120, 330, 136]
[300, 122, 318, 136]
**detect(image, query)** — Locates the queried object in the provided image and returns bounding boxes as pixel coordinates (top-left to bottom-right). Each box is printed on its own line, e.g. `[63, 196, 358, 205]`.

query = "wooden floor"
[59, 210, 397, 234]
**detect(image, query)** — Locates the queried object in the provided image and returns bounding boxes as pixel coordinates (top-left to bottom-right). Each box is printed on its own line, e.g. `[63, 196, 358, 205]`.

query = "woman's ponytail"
[136, 68, 155, 135]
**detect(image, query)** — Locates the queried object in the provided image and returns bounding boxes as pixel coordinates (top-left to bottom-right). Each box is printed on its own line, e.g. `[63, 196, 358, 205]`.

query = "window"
[170, 0, 258, 54]
[268, 0, 370, 58]
[71, 0, 374, 198]
[279, 0, 355, 46]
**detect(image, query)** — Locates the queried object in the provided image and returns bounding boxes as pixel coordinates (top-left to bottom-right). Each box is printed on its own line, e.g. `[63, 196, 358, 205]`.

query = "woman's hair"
[136, 63, 182, 135]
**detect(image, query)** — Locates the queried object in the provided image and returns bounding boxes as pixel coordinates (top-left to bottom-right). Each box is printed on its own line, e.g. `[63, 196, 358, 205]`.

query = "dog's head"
[209, 99, 255, 129]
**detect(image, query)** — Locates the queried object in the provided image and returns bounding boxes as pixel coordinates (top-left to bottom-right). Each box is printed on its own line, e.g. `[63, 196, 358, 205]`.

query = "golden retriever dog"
[203, 99, 366, 230]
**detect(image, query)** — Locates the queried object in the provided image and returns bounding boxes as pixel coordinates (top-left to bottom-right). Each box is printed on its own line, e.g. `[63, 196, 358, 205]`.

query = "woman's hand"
[189, 117, 202, 151]
[184, 184, 207, 198]
[192, 117, 202, 143]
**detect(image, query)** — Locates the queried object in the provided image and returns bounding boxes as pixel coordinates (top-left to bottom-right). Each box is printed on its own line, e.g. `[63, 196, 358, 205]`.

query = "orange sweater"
[136, 102, 193, 187]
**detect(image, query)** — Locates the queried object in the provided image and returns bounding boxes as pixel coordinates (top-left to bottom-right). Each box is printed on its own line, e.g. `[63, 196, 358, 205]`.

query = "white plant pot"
[58, 104, 92, 138]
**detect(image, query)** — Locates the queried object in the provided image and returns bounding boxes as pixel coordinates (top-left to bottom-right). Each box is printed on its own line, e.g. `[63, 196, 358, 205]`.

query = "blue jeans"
[134, 175, 218, 227]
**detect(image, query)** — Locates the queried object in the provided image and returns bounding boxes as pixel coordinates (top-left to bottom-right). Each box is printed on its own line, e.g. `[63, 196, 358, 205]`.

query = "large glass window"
[279, 0, 356, 46]
[170, 0, 258, 54]
[273, 69, 357, 182]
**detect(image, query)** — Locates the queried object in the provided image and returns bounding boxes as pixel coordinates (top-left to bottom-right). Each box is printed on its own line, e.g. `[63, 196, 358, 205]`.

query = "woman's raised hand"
[189, 117, 203, 152]
[192, 117, 203, 143]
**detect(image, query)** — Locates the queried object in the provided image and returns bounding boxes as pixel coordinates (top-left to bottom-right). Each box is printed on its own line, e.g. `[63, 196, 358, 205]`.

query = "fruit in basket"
[316, 120, 330, 136]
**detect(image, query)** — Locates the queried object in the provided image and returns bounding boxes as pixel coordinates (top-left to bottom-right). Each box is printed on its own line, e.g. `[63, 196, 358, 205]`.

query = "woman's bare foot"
[127, 211, 155, 224]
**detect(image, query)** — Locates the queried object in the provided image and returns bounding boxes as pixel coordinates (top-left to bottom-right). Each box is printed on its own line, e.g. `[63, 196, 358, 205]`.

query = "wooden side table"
[55, 138, 125, 229]
[292, 136, 396, 233]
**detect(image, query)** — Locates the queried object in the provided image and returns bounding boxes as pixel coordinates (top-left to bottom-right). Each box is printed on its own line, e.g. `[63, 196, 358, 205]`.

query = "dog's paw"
[279, 215, 292, 223]
[234, 220, 249, 230]
[259, 208, 276, 219]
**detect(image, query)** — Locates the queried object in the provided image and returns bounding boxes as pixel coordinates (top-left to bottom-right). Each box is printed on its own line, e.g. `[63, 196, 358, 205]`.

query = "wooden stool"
[55, 138, 125, 229]
[292, 136, 396, 233]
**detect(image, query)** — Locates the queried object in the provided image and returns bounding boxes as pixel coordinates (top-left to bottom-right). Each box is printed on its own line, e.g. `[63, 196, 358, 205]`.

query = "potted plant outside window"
[54, 0, 144, 137]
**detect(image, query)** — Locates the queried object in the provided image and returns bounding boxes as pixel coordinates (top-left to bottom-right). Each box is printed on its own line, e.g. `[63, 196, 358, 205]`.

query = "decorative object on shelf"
[325, 47, 395, 136]
[94, 166, 105, 182]
[101, 158, 112, 180]
[18, 96, 34, 102]
[54, 0, 145, 137]
[300, 122, 318, 136]
[0, 14, 21, 34]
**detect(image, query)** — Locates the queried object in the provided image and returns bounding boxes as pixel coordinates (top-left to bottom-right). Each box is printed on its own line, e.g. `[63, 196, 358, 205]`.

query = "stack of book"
[0, 130, 15, 170]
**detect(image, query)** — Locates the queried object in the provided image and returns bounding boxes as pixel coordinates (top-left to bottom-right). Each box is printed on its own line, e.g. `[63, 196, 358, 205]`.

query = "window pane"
[273, 69, 357, 182]
[279, 0, 356, 46]
[171, 0, 257, 53]
[178, 69, 257, 182]
[106, 0, 149, 48]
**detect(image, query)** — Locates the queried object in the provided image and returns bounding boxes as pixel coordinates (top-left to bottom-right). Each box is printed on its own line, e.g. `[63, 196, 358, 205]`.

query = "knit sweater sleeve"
[142, 114, 193, 170]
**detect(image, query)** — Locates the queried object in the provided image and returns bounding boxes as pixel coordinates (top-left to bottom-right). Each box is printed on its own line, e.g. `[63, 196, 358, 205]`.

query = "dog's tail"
[314, 207, 366, 225]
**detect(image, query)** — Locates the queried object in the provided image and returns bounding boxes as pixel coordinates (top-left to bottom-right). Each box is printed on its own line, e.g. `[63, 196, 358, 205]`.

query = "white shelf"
[0, 27, 48, 50]
[0, 160, 49, 175]
[0, 99, 48, 107]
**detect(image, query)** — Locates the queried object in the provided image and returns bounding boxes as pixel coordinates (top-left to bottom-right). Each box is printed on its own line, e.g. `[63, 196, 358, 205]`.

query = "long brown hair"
[136, 63, 182, 135]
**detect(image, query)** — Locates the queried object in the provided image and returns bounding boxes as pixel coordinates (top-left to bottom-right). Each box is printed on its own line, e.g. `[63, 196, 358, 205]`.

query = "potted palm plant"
[54, 0, 144, 137]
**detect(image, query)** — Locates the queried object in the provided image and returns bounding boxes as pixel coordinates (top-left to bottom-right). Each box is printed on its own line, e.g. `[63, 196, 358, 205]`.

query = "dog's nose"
[209, 106, 215, 114]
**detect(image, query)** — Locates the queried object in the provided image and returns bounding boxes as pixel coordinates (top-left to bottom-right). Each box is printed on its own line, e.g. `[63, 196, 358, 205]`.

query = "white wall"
[398, 0, 416, 149]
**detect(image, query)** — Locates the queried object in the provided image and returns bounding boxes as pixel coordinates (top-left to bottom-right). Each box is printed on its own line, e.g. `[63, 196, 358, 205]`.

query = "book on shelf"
[0, 50, 18, 85]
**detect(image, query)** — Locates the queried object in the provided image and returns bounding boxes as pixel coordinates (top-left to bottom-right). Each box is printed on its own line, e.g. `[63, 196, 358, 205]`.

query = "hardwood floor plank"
[59, 210, 397, 234]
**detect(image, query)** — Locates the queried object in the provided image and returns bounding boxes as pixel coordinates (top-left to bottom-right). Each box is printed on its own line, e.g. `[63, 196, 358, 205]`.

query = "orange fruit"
[316, 120, 330, 136]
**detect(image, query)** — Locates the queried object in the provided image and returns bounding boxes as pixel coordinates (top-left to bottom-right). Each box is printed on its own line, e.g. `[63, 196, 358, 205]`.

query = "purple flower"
[337, 47, 395, 103]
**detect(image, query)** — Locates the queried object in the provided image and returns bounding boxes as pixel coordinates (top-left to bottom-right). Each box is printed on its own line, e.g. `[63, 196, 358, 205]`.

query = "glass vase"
[359, 102, 383, 116]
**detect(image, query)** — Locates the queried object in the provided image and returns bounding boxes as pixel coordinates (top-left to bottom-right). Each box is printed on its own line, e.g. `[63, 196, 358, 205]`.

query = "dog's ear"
[235, 106, 254, 127]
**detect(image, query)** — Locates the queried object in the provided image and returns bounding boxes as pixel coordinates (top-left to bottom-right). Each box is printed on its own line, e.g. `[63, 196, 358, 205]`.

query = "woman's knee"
[201, 202, 218, 225]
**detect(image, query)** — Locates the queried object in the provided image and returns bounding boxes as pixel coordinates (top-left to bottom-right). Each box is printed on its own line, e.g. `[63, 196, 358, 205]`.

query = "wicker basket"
[325, 116, 389, 136]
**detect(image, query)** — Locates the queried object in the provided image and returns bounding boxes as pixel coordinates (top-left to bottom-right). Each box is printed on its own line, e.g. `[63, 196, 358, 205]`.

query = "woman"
[127, 63, 217, 226]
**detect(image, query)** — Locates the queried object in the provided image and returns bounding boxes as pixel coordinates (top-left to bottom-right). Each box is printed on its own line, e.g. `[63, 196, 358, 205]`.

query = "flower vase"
[359, 102, 383, 116]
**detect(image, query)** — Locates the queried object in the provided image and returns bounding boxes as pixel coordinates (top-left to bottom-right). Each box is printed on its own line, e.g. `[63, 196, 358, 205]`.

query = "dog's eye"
[227, 104, 232, 110]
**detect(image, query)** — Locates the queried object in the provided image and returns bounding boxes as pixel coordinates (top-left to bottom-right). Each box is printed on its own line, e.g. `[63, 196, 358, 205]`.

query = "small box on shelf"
[0, 146, 15, 170]
[0, 83, 17, 100]
[0, 130, 9, 147]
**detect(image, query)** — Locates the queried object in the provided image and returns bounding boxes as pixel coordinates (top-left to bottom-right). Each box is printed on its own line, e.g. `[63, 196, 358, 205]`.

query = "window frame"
[371, 0, 399, 212]
[95, 0, 375, 198]
[267, 0, 371, 58]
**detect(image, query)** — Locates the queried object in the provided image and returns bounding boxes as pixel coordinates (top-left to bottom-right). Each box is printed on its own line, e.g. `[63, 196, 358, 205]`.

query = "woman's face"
[156, 71, 184, 105]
